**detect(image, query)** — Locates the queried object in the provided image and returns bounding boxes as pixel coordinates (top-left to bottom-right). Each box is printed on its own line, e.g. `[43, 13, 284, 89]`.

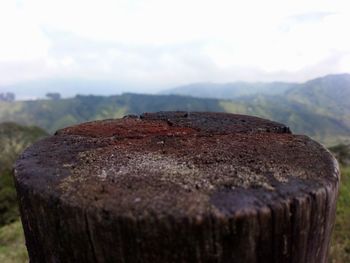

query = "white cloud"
[0, 2, 50, 62]
[0, 0, 350, 88]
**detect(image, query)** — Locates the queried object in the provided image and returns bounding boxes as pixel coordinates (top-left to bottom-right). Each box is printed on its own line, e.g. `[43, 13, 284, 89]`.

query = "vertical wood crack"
[85, 211, 98, 263]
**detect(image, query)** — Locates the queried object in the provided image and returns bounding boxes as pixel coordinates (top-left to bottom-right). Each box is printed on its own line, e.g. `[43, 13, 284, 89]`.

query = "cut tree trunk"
[14, 112, 340, 263]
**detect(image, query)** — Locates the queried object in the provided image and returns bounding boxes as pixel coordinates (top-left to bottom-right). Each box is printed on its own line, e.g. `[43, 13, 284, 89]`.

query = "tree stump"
[14, 112, 340, 263]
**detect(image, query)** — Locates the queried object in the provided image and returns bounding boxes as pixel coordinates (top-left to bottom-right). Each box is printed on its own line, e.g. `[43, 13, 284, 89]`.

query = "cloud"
[286, 12, 335, 24]
[0, 2, 49, 63]
[0, 0, 350, 90]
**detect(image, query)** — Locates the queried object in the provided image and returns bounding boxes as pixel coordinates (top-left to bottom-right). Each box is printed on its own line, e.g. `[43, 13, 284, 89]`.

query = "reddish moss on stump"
[14, 112, 339, 263]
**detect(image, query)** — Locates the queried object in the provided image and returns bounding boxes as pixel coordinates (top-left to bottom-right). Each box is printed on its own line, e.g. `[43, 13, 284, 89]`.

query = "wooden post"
[14, 112, 340, 263]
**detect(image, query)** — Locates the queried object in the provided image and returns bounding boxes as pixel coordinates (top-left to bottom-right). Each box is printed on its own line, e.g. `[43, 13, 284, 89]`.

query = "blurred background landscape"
[1, 0, 350, 262]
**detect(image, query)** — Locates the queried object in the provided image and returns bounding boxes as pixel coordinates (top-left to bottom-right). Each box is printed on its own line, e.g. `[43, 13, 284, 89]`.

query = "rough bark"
[14, 112, 340, 263]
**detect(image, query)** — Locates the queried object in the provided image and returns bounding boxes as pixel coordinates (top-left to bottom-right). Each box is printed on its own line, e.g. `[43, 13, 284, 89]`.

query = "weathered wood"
[14, 112, 340, 263]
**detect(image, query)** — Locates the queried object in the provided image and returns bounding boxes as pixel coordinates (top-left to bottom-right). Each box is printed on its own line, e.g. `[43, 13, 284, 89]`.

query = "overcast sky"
[1, 0, 350, 94]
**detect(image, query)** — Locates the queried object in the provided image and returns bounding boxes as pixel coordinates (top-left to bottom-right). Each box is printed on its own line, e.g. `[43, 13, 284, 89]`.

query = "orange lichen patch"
[57, 118, 197, 138]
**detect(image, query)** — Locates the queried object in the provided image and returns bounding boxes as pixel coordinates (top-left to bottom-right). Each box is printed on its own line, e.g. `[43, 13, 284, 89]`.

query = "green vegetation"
[330, 165, 350, 262]
[168, 74, 350, 146]
[0, 170, 18, 228]
[0, 123, 46, 262]
[0, 94, 222, 133]
[161, 81, 294, 98]
[0, 92, 349, 146]
[1, 74, 350, 146]
[329, 144, 350, 262]
[224, 95, 350, 146]
[329, 144, 350, 166]
[0, 221, 27, 263]
[0, 123, 47, 226]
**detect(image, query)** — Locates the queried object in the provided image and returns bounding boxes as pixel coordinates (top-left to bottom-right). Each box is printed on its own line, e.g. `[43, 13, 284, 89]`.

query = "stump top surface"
[15, 112, 339, 217]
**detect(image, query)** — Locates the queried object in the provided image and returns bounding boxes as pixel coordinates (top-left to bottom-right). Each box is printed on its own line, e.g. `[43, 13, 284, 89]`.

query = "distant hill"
[0, 123, 47, 226]
[232, 74, 350, 145]
[221, 94, 350, 146]
[0, 74, 349, 146]
[0, 78, 130, 99]
[161, 74, 350, 145]
[285, 74, 350, 123]
[161, 81, 295, 99]
[0, 94, 223, 133]
[161, 73, 350, 102]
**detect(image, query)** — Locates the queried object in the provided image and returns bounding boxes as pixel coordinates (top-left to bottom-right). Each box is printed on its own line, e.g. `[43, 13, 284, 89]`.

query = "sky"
[1, 0, 350, 96]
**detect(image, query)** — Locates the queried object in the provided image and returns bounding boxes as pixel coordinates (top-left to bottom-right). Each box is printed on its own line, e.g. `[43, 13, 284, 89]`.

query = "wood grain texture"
[14, 112, 340, 263]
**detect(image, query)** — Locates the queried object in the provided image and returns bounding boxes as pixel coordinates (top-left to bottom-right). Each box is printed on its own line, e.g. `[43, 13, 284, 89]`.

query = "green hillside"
[285, 74, 350, 132]
[0, 95, 128, 133]
[161, 74, 350, 113]
[0, 94, 223, 133]
[0, 123, 47, 226]
[0, 74, 350, 146]
[161, 74, 350, 145]
[0, 123, 47, 262]
[221, 95, 350, 145]
[220, 74, 350, 145]
[286, 74, 350, 115]
[0, 92, 349, 146]
[161, 81, 294, 99]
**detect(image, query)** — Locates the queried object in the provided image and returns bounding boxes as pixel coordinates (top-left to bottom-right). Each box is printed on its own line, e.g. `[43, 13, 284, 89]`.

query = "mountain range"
[161, 81, 295, 99]
[162, 73, 350, 99]
[0, 74, 349, 146]
[162, 74, 350, 145]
